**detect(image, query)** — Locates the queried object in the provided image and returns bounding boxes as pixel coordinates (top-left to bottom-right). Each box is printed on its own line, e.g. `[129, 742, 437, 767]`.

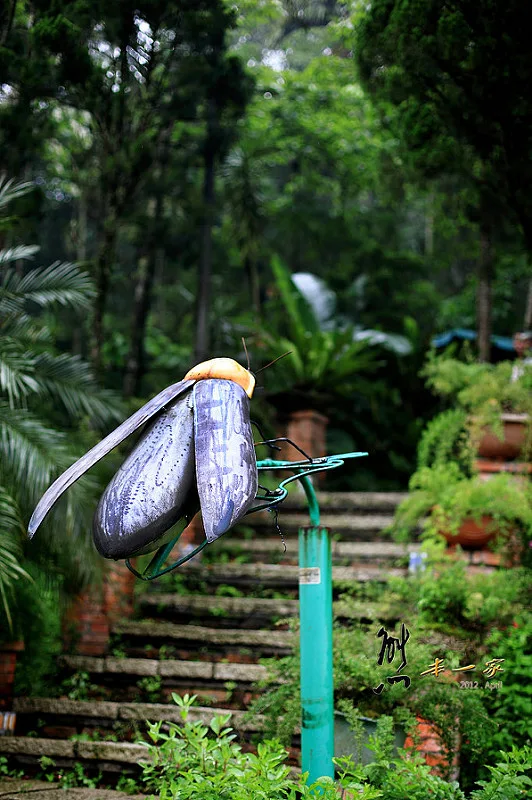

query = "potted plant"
[393, 462, 532, 557]
[422, 353, 532, 461]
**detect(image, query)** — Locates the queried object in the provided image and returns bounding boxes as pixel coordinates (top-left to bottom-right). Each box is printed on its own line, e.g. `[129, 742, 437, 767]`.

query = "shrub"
[137, 694, 531, 800]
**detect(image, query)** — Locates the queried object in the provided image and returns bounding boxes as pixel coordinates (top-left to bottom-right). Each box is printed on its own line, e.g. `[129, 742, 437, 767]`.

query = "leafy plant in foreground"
[137, 693, 531, 800]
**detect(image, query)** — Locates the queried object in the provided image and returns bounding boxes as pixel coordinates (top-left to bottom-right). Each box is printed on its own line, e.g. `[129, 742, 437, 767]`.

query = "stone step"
[278, 491, 407, 513]
[178, 562, 407, 589]
[136, 594, 299, 627]
[0, 778, 148, 799]
[58, 654, 277, 708]
[248, 511, 397, 539]
[112, 621, 295, 659]
[209, 537, 415, 564]
[13, 697, 266, 738]
[60, 655, 272, 682]
[0, 736, 148, 777]
[135, 594, 401, 628]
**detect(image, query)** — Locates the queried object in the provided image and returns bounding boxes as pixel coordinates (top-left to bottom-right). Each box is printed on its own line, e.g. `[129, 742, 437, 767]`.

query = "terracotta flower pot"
[440, 516, 497, 550]
[477, 413, 530, 461]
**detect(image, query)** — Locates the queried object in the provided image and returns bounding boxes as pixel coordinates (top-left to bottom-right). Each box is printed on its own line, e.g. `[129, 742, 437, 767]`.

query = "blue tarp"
[431, 328, 515, 352]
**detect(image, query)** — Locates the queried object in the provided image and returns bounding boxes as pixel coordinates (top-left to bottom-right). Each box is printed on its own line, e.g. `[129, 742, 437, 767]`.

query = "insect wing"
[93, 391, 198, 559]
[193, 379, 258, 543]
[28, 378, 195, 538]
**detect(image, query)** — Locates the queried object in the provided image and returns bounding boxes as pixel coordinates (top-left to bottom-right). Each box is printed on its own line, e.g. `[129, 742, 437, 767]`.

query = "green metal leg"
[299, 523, 334, 783]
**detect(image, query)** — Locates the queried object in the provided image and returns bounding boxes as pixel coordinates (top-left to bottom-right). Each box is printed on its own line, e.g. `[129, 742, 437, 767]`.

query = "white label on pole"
[299, 567, 321, 585]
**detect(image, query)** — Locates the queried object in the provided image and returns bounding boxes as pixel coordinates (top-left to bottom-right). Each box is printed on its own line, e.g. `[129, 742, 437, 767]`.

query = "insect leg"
[255, 437, 313, 462]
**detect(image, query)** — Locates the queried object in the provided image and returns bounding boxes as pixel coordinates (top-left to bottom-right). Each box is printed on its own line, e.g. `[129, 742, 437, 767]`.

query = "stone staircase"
[2, 490, 491, 791]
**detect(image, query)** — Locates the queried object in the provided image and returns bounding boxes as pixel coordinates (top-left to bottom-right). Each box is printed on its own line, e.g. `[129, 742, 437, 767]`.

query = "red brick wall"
[404, 715, 459, 780]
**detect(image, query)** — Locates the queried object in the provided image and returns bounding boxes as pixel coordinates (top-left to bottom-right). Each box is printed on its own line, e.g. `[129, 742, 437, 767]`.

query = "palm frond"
[0, 245, 39, 266]
[1, 262, 95, 309]
[33, 352, 123, 427]
[0, 176, 34, 210]
[0, 400, 69, 501]
[0, 486, 31, 630]
[0, 340, 39, 405]
[0, 313, 52, 344]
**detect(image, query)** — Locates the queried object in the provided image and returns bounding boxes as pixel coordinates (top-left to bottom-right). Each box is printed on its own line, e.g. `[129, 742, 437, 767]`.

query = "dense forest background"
[1, 0, 531, 493]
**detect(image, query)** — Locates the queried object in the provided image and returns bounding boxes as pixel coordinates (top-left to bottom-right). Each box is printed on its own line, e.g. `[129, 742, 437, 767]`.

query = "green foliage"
[9, 567, 62, 695]
[470, 747, 532, 800]
[393, 463, 532, 558]
[59, 762, 102, 789]
[37, 756, 102, 789]
[385, 563, 529, 636]
[116, 774, 142, 794]
[416, 409, 474, 477]
[140, 692, 327, 799]
[247, 610, 491, 776]
[422, 354, 532, 451]
[259, 256, 379, 413]
[0, 177, 122, 633]
[137, 693, 531, 799]
[480, 612, 532, 758]
[59, 671, 97, 702]
[137, 675, 163, 704]
[355, 0, 532, 263]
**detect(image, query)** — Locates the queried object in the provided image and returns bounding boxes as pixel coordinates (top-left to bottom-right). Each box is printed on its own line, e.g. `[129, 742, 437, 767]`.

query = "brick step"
[58, 655, 277, 708]
[134, 594, 402, 628]
[13, 697, 267, 741]
[209, 537, 415, 565]
[178, 562, 407, 589]
[112, 621, 295, 659]
[0, 777, 148, 799]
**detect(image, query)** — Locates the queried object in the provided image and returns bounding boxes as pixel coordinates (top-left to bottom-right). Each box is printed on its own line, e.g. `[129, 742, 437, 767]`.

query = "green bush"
[137, 694, 531, 800]
[481, 612, 532, 757]
[10, 567, 63, 696]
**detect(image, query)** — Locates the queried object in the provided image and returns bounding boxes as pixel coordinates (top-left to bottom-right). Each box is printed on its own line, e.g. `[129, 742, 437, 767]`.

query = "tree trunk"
[425, 192, 434, 257]
[123, 197, 163, 397]
[91, 212, 117, 375]
[72, 193, 88, 357]
[477, 223, 493, 362]
[245, 255, 261, 317]
[194, 131, 216, 363]
[524, 277, 532, 331]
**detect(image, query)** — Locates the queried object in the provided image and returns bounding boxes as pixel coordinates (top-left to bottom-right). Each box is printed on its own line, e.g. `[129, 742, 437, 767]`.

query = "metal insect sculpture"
[28, 358, 258, 561]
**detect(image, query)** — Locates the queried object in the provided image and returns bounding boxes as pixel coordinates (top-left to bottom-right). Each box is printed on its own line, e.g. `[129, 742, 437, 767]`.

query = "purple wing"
[28, 378, 195, 538]
[193, 379, 258, 543]
[93, 391, 198, 559]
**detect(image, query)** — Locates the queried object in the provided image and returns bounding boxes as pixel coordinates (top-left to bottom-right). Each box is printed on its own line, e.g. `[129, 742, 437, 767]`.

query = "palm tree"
[0, 177, 122, 632]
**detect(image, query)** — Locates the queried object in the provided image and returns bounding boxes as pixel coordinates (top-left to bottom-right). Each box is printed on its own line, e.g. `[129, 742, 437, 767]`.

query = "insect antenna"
[241, 336, 251, 371]
[254, 350, 292, 375]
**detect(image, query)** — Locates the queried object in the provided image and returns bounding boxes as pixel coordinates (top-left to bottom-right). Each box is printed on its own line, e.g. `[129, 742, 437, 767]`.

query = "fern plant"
[422, 352, 532, 455]
[0, 176, 121, 635]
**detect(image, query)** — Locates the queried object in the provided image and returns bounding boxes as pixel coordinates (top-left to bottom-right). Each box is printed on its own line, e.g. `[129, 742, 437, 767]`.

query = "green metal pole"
[298, 474, 334, 783]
